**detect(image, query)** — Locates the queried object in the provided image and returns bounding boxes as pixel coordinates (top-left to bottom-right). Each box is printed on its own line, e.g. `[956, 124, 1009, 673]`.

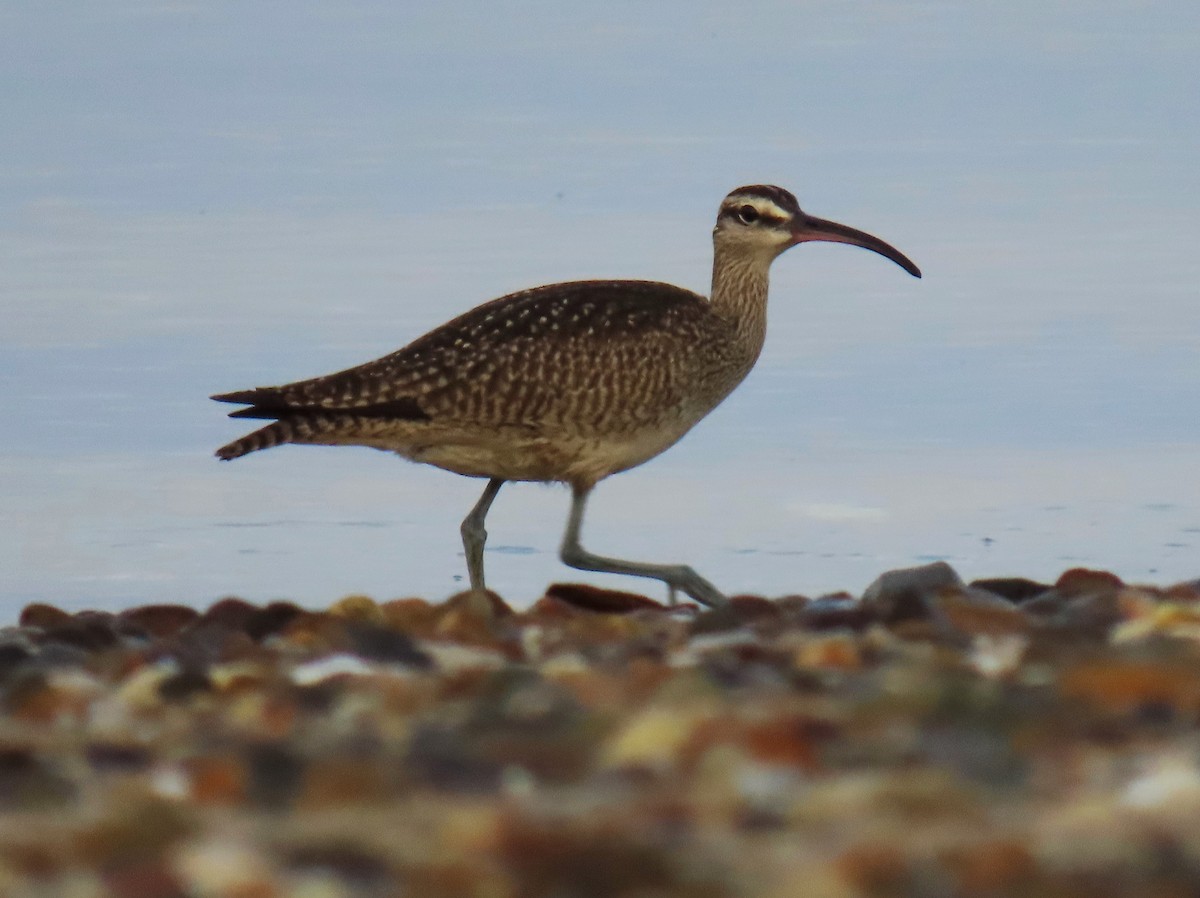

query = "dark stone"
[800, 595, 875, 631]
[28, 642, 90, 669]
[245, 742, 305, 810]
[119, 605, 200, 639]
[37, 615, 120, 652]
[691, 595, 781, 635]
[293, 681, 341, 714]
[496, 815, 678, 897]
[690, 604, 746, 635]
[700, 643, 794, 691]
[166, 621, 258, 667]
[284, 844, 392, 888]
[245, 601, 305, 641]
[201, 597, 260, 631]
[0, 747, 76, 809]
[920, 723, 1027, 788]
[403, 724, 504, 792]
[0, 643, 33, 682]
[969, 577, 1053, 604]
[544, 582, 665, 613]
[343, 622, 433, 669]
[1019, 591, 1067, 617]
[737, 807, 788, 832]
[774, 594, 810, 615]
[465, 669, 578, 735]
[1057, 592, 1123, 637]
[158, 667, 214, 702]
[86, 742, 154, 772]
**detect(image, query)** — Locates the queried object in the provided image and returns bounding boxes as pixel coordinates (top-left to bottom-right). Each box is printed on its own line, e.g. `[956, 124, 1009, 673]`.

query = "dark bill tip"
[793, 215, 922, 279]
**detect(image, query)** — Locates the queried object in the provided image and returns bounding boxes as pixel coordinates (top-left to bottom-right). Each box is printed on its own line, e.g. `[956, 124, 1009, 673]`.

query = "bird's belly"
[407, 422, 692, 487]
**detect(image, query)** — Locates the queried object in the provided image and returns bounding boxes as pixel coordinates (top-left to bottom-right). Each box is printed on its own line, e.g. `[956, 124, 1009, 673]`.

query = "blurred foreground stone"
[2, 563, 1200, 896]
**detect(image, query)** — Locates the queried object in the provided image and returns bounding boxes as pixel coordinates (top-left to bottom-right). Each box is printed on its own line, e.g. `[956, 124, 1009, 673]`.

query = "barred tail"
[214, 413, 387, 461]
[215, 420, 298, 460]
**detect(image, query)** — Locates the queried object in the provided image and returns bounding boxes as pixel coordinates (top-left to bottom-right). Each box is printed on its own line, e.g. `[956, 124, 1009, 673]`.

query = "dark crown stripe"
[724, 184, 800, 214]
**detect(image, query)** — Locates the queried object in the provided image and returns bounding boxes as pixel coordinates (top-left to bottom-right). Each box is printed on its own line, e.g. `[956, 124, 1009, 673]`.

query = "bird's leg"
[460, 478, 504, 591]
[558, 484, 728, 609]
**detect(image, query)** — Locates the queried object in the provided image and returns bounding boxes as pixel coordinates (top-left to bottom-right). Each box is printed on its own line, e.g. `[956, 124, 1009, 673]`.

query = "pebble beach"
[3, 563, 1200, 896]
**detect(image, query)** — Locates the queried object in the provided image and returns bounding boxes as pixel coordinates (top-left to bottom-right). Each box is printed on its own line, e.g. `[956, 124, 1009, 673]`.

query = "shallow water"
[3, 3, 1198, 612]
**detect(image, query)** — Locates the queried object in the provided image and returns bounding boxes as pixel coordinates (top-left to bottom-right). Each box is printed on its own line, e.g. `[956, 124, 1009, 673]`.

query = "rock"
[158, 667, 214, 703]
[282, 844, 393, 891]
[36, 614, 120, 652]
[328, 594, 386, 624]
[1164, 579, 1200, 601]
[937, 588, 1031, 636]
[1055, 567, 1124, 599]
[380, 597, 441, 636]
[102, 860, 189, 898]
[0, 642, 34, 682]
[185, 756, 246, 806]
[443, 589, 515, 619]
[1023, 570, 1126, 637]
[245, 602, 307, 641]
[1058, 657, 1200, 714]
[0, 747, 77, 809]
[244, 743, 305, 810]
[799, 595, 875, 631]
[200, 597, 259, 631]
[690, 595, 780, 635]
[85, 742, 154, 773]
[118, 605, 200, 639]
[18, 603, 72, 629]
[942, 839, 1036, 893]
[9, 570, 1200, 895]
[544, 583, 665, 614]
[969, 577, 1052, 603]
[342, 622, 433, 668]
[862, 561, 965, 624]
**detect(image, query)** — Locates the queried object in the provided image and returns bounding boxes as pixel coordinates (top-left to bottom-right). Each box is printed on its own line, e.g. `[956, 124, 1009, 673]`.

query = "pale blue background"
[2, 2, 1198, 611]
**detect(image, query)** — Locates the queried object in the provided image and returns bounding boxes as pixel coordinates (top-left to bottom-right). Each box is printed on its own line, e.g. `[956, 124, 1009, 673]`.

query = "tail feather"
[215, 411, 410, 461]
[216, 420, 297, 460]
[211, 389, 265, 405]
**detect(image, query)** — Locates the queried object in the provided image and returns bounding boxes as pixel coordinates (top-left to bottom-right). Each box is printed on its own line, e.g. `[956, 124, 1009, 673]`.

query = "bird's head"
[714, 184, 921, 278]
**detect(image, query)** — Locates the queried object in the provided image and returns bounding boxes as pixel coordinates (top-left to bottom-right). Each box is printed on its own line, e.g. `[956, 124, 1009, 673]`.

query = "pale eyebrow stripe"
[720, 197, 789, 222]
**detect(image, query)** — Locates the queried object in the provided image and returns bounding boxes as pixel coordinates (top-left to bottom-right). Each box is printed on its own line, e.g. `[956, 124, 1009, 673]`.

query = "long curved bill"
[792, 215, 922, 278]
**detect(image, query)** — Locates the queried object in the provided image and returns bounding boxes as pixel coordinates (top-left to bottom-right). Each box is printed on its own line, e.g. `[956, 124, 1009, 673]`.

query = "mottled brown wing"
[211, 280, 713, 424]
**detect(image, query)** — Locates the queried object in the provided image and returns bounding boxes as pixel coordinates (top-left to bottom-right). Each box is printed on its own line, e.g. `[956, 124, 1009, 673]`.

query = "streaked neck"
[709, 245, 772, 350]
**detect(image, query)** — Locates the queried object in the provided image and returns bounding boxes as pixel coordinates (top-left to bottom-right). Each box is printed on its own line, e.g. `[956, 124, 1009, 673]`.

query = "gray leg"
[558, 485, 728, 608]
[460, 478, 504, 591]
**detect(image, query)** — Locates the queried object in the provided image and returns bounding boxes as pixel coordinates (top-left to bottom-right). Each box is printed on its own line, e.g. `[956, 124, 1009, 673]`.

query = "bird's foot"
[665, 566, 728, 609]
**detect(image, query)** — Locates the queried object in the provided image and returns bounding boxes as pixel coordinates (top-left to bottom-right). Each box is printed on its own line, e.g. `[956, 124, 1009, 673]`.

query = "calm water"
[3, 3, 1198, 613]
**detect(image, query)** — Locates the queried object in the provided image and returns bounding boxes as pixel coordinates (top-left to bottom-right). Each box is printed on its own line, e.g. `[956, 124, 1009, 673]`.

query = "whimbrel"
[213, 185, 920, 607]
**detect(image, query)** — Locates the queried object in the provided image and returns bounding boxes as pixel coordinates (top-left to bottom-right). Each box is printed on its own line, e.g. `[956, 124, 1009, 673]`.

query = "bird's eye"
[736, 205, 759, 224]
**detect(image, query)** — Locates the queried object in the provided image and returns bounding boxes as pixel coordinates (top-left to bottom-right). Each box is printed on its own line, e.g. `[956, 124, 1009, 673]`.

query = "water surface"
[3, 3, 1198, 612]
